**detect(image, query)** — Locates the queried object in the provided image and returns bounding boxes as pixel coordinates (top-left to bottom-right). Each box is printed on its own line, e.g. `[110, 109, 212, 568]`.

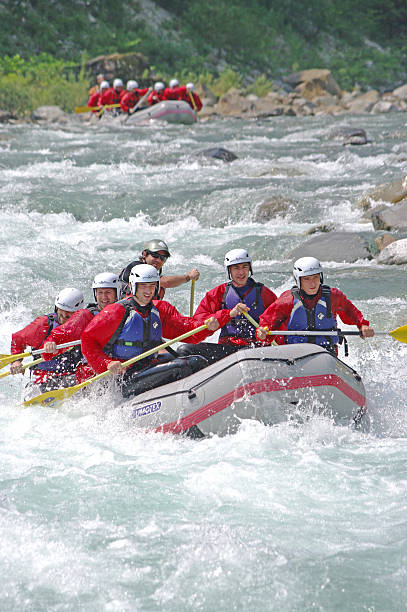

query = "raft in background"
[120, 344, 368, 436]
[125, 100, 197, 125]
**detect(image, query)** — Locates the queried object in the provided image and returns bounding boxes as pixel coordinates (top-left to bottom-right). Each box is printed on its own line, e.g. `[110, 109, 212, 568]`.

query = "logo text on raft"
[132, 401, 162, 418]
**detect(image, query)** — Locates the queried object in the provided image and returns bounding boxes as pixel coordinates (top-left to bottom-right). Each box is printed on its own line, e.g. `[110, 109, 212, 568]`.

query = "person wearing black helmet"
[119, 238, 199, 299]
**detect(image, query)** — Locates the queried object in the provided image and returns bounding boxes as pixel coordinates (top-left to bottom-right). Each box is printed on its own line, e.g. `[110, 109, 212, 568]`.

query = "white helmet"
[113, 78, 123, 88]
[293, 257, 323, 288]
[186, 82, 194, 91]
[92, 272, 121, 301]
[55, 288, 84, 312]
[170, 78, 179, 88]
[126, 80, 138, 91]
[100, 80, 110, 89]
[129, 264, 160, 295]
[224, 248, 252, 278]
[154, 81, 165, 92]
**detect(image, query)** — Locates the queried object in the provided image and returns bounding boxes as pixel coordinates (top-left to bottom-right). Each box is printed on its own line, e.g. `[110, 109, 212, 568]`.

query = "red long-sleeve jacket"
[120, 88, 149, 112]
[193, 282, 277, 346]
[81, 299, 213, 374]
[11, 315, 53, 355]
[147, 90, 166, 106]
[256, 287, 369, 344]
[100, 88, 124, 106]
[41, 307, 96, 361]
[88, 92, 101, 111]
[174, 86, 203, 111]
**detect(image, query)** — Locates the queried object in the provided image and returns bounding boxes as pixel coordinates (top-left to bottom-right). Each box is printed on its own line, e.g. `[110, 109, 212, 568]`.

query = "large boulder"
[283, 69, 342, 100]
[198, 147, 238, 162]
[30, 106, 68, 123]
[328, 127, 368, 145]
[216, 88, 253, 116]
[392, 83, 407, 101]
[375, 233, 396, 252]
[371, 100, 400, 113]
[254, 196, 294, 222]
[86, 52, 151, 85]
[370, 199, 407, 230]
[377, 238, 407, 264]
[357, 175, 407, 210]
[345, 90, 379, 114]
[288, 232, 372, 262]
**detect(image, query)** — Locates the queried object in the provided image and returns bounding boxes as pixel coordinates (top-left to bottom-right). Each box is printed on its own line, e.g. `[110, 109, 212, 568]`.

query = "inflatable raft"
[120, 344, 368, 436]
[126, 100, 197, 125]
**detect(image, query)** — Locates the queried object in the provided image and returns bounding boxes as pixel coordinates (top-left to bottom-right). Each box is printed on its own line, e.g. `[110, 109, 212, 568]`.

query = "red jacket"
[88, 92, 101, 111]
[193, 282, 277, 346]
[120, 88, 149, 112]
[163, 87, 179, 100]
[81, 299, 213, 374]
[41, 307, 96, 361]
[147, 90, 166, 106]
[174, 86, 203, 111]
[256, 287, 369, 344]
[11, 315, 54, 354]
[100, 88, 124, 106]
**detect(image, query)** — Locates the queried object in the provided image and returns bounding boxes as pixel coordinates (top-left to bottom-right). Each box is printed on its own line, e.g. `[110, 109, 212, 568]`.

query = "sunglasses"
[146, 250, 167, 262]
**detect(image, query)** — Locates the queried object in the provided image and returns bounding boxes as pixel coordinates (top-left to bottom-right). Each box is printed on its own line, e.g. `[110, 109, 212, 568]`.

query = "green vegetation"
[0, 0, 407, 115]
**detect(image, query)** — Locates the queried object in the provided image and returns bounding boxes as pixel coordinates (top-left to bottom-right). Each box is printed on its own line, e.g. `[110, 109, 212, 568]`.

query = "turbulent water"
[1, 112, 407, 611]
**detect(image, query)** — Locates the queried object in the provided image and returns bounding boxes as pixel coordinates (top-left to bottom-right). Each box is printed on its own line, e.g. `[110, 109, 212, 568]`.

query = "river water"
[0, 112, 406, 611]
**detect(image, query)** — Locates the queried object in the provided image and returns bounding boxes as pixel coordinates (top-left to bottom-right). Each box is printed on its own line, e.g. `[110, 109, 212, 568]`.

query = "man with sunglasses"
[119, 239, 199, 299]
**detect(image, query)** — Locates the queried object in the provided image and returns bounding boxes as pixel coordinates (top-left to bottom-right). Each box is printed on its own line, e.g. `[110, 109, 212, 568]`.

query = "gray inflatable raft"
[120, 344, 367, 436]
[126, 100, 197, 125]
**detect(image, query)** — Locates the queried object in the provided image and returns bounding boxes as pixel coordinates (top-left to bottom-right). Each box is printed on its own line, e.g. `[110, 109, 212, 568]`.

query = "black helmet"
[143, 239, 171, 257]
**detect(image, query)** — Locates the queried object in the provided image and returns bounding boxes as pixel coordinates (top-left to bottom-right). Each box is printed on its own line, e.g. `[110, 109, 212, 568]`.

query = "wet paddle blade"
[388, 324, 407, 343]
[0, 351, 30, 369]
[22, 384, 82, 407]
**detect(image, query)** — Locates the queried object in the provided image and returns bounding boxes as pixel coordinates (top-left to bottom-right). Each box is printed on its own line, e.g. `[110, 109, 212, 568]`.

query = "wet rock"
[216, 88, 253, 116]
[198, 147, 238, 162]
[0, 110, 15, 123]
[392, 83, 407, 101]
[375, 233, 396, 252]
[377, 238, 407, 264]
[283, 69, 342, 100]
[370, 199, 407, 230]
[357, 175, 407, 210]
[328, 127, 368, 145]
[30, 106, 68, 123]
[371, 100, 400, 113]
[305, 223, 335, 235]
[288, 232, 372, 262]
[254, 196, 294, 222]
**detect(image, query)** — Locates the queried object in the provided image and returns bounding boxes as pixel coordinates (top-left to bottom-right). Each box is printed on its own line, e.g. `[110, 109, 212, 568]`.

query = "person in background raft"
[41, 273, 122, 383]
[88, 73, 105, 96]
[148, 82, 166, 106]
[163, 78, 180, 100]
[10, 288, 84, 394]
[177, 248, 277, 364]
[120, 80, 149, 114]
[100, 78, 125, 108]
[176, 83, 203, 112]
[119, 239, 200, 300]
[81, 264, 219, 398]
[256, 257, 374, 354]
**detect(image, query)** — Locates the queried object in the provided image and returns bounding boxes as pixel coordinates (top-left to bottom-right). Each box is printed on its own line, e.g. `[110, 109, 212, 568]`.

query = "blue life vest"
[286, 286, 339, 352]
[105, 298, 163, 361]
[32, 313, 82, 374]
[220, 280, 265, 340]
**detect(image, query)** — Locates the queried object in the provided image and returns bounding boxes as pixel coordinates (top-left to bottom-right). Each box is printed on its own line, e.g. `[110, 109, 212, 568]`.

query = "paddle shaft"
[74, 103, 121, 113]
[189, 280, 195, 317]
[0, 339, 81, 368]
[0, 358, 43, 379]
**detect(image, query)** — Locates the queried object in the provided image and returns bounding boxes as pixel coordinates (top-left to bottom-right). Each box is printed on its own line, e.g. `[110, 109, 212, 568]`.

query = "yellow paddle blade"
[0, 358, 43, 380]
[388, 324, 407, 343]
[74, 103, 121, 113]
[0, 351, 31, 369]
[22, 384, 83, 407]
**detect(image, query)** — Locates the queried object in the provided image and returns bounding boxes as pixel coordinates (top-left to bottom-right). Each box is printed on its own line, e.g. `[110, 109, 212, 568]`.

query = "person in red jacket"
[41, 273, 122, 383]
[176, 83, 203, 112]
[81, 264, 219, 397]
[120, 80, 150, 114]
[147, 82, 166, 106]
[163, 78, 180, 100]
[10, 287, 84, 391]
[177, 248, 277, 363]
[87, 80, 110, 113]
[256, 257, 374, 354]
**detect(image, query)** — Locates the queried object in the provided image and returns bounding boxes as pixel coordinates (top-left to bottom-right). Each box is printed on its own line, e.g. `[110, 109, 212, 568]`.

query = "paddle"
[241, 311, 407, 343]
[22, 324, 208, 407]
[188, 90, 199, 121]
[0, 358, 43, 379]
[0, 340, 81, 370]
[189, 280, 195, 317]
[74, 103, 121, 113]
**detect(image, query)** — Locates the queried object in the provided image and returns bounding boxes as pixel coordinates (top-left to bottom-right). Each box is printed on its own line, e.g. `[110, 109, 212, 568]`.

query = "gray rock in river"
[31, 106, 68, 123]
[254, 196, 294, 221]
[377, 238, 407, 264]
[288, 231, 372, 262]
[370, 199, 407, 230]
[328, 127, 368, 145]
[198, 147, 238, 162]
[357, 175, 407, 210]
